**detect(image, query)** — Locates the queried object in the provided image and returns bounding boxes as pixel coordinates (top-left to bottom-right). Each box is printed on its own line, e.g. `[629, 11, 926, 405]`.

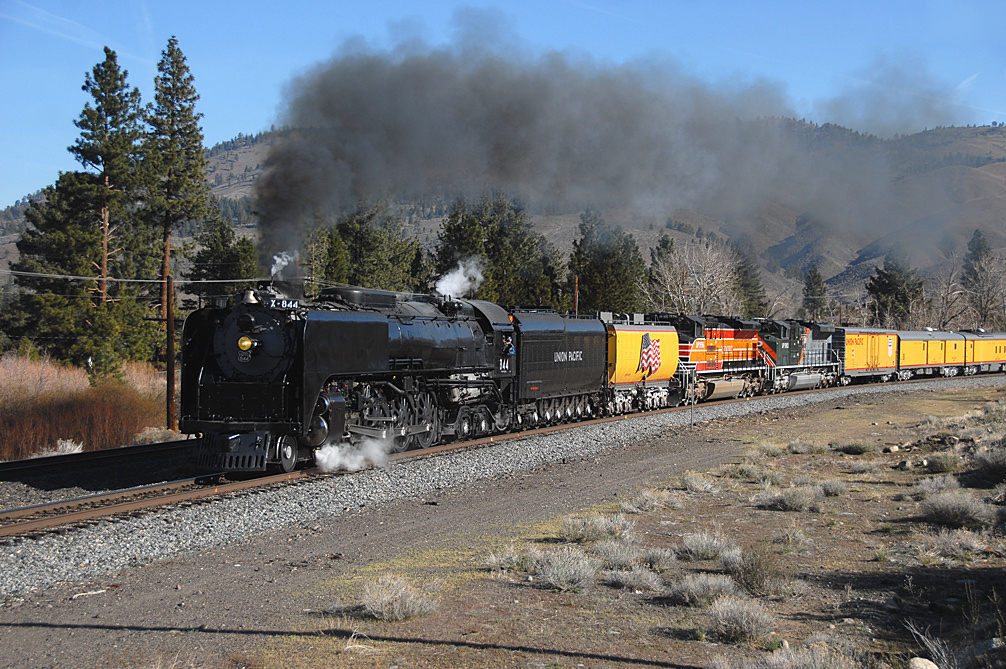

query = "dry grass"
[559, 513, 635, 543]
[0, 353, 167, 460]
[620, 487, 683, 513]
[360, 575, 437, 621]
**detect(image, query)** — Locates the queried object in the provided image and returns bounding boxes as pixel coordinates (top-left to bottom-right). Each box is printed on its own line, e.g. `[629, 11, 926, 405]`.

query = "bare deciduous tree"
[642, 240, 741, 315]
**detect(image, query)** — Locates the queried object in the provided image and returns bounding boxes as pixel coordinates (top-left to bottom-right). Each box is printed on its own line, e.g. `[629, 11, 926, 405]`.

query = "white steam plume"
[435, 258, 484, 298]
[270, 251, 297, 277]
[315, 438, 392, 473]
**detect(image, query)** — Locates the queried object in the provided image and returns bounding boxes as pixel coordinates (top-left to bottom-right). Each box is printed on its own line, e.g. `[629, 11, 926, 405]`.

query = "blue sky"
[1, 0, 1004, 207]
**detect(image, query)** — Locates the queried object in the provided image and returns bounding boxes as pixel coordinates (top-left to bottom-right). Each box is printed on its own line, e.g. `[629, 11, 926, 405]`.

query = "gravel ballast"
[2, 375, 1003, 602]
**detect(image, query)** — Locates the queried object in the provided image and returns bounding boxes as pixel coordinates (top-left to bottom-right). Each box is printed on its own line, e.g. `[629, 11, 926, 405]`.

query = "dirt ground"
[3, 384, 1006, 669]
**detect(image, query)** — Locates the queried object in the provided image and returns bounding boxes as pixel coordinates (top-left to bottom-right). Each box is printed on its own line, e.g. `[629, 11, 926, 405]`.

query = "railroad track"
[2, 376, 998, 539]
[0, 439, 197, 479]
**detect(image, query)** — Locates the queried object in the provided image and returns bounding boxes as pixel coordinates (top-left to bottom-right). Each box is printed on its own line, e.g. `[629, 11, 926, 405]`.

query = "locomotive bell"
[241, 289, 259, 305]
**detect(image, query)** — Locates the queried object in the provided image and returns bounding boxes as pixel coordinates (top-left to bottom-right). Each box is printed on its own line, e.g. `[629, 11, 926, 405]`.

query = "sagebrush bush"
[927, 451, 962, 474]
[707, 595, 775, 642]
[918, 528, 986, 562]
[639, 547, 678, 572]
[848, 461, 881, 474]
[772, 527, 811, 548]
[752, 487, 821, 512]
[361, 575, 437, 621]
[708, 637, 864, 669]
[911, 475, 960, 500]
[920, 490, 996, 529]
[677, 531, 736, 561]
[534, 546, 599, 592]
[559, 514, 635, 543]
[721, 546, 784, 596]
[590, 540, 640, 570]
[832, 442, 876, 455]
[604, 566, 663, 592]
[682, 471, 718, 493]
[973, 447, 1006, 477]
[486, 545, 535, 573]
[620, 488, 682, 514]
[819, 480, 847, 497]
[668, 573, 741, 606]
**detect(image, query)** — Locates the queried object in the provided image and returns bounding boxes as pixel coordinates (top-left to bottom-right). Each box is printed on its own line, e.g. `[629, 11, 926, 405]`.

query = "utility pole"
[166, 275, 176, 431]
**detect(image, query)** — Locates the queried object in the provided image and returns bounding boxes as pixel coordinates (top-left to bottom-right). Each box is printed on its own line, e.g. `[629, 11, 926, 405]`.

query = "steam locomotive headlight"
[237, 336, 255, 351]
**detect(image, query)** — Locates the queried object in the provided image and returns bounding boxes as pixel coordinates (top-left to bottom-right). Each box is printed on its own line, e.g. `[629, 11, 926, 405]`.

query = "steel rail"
[1, 375, 997, 538]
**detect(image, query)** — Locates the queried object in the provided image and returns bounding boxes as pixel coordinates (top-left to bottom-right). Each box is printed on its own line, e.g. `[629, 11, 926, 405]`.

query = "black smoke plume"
[254, 10, 970, 263]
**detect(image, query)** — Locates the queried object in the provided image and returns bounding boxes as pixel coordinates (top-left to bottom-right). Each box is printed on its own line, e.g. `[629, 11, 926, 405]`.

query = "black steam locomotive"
[180, 283, 609, 472]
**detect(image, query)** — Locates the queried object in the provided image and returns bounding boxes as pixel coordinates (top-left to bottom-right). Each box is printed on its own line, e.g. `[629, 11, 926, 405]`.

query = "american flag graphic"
[637, 333, 661, 374]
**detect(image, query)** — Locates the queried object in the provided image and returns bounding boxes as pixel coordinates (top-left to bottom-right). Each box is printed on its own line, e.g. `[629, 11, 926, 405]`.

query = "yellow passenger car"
[840, 328, 898, 380]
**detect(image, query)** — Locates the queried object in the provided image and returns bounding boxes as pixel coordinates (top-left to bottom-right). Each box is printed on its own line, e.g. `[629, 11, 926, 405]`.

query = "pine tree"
[434, 194, 561, 307]
[567, 210, 645, 313]
[146, 37, 211, 325]
[802, 264, 827, 321]
[866, 254, 927, 328]
[182, 207, 260, 307]
[734, 248, 768, 318]
[68, 46, 145, 303]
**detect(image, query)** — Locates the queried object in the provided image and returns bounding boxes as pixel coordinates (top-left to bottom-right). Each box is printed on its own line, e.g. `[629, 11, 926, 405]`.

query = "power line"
[0, 269, 268, 285]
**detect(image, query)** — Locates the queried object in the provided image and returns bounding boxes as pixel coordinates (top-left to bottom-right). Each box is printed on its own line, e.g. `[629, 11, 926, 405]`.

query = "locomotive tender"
[180, 282, 1006, 473]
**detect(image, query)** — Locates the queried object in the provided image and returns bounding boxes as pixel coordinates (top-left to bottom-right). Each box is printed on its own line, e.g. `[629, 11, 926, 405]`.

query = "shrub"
[927, 451, 962, 474]
[772, 527, 811, 548]
[639, 547, 678, 572]
[819, 480, 847, 497]
[620, 488, 682, 514]
[918, 528, 986, 562]
[361, 575, 437, 621]
[721, 546, 784, 596]
[677, 531, 736, 561]
[533, 546, 600, 592]
[832, 442, 876, 455]
[486, 545, 536, 573]
[752, 487, 821, 512]
[668, 574, 741, 607]
[708, 637, 863, 669]
[559, 514, 635, 543]
[590, 540, 640, 570]
[707, 595, 775, 642]
[682, 471, 718, 493]
[911, 475, 960, 500]
[988, 482, 1006, 505]
[920, 491, 996, 529]
[0, 380, 163, 460]
[848, 461, 881, 474]
[604, 566, 663, 592]
[973, 447, 1006, 477]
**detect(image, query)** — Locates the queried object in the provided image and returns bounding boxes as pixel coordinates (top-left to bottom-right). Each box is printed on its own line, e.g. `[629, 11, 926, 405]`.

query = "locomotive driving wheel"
[390, 396, 412, 453]
[414, 391, 439, 449]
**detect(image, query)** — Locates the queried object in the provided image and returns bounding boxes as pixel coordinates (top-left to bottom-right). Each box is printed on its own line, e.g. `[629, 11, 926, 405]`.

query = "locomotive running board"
[348, 424, 432, 440]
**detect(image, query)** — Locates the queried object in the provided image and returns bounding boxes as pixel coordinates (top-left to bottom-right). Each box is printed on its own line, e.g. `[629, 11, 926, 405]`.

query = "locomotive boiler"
[181, 283, 517, 471]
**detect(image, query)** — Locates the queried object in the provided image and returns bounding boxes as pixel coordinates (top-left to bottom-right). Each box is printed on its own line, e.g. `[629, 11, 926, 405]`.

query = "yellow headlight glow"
[237, 336, 254, 351]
